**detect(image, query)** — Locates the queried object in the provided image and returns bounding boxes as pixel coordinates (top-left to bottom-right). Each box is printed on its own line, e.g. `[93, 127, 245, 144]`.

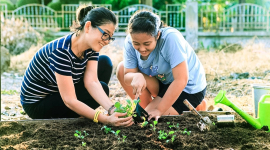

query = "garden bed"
[1, 112, 269, 150]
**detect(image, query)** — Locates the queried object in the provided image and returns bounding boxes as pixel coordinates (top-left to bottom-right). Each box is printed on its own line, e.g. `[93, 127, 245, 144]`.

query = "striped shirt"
[20, 33, 99, 104]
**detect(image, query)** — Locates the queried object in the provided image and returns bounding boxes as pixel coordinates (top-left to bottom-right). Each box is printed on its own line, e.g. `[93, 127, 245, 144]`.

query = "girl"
[117, 10, 207, 121]
[20, 6, 133, 127]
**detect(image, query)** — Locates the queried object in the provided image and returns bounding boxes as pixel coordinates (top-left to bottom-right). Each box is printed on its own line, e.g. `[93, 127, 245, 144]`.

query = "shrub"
[16, 0, 40, 8]
[48, 1, 62, 11]
[0, 0, 15, 10]
[1, 17, 43, 55]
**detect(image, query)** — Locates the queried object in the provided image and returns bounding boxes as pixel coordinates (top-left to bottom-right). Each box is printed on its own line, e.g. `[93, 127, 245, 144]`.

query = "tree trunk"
[140, 0, 152, 6]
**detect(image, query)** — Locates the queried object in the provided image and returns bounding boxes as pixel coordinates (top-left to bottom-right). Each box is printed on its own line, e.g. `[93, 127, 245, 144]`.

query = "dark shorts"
[157, 81, 206, 114]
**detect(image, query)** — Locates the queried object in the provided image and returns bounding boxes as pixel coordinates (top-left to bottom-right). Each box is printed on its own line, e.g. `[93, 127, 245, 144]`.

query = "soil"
[1, 112, 270, 150]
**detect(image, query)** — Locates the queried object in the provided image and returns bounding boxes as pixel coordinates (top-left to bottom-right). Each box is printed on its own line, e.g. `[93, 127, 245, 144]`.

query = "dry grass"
[199, 41, 270, 80]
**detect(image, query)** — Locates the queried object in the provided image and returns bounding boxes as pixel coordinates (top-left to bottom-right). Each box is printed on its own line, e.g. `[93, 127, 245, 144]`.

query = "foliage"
[43, 0, 53, 5]
[0, 0, 15, 10]
[47, 1, 62, 11]
[59, 0, 79, 4]
[102, 0, 139, 11]
[114, 99, 140, 117]
[16, 0, 40, 8]
[1, 90, 18, 95]
[1, 17, 43, 55]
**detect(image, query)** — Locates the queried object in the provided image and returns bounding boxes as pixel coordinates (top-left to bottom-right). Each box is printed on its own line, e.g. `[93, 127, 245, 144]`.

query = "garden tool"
[183, 99, 215, 132]
[214, 90, 270, 132]
[133, 101, 149, 124]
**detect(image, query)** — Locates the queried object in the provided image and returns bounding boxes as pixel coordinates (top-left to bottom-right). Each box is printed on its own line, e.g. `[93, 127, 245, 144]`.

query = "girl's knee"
[116, 61, 124, 79]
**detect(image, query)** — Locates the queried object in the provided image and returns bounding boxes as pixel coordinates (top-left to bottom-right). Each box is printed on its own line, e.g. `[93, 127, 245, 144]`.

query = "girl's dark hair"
[128, 10, 164, 37]
[70, 5, 117, 33]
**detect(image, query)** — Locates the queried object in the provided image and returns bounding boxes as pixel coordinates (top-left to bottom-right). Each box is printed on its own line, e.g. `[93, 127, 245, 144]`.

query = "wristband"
[93, 111, 101, 123]
[108, 105, 115, 116]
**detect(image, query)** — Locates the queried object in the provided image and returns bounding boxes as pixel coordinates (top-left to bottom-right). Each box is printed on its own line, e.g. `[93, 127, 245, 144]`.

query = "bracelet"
[93, 111, 101, 123]
[108, 105, 115, 116]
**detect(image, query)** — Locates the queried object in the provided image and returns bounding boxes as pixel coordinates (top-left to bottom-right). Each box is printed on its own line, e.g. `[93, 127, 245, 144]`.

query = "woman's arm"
[56, 62, 133, 126]
[56, 72, 110, 124]
[83, 60, 114, 110]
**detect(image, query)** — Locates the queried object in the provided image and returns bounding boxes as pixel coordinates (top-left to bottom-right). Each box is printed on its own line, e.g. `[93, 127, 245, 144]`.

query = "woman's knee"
[99, 55, 113, 69]
[100, 81, 109, 96]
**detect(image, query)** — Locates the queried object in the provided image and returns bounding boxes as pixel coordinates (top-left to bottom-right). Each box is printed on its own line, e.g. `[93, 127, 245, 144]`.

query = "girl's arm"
[156, 60, 188, 114]
[123, 67, 147, 99]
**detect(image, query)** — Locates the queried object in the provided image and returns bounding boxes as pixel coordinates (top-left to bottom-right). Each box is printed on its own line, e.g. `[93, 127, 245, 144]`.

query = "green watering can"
[214, 90, 270, 132]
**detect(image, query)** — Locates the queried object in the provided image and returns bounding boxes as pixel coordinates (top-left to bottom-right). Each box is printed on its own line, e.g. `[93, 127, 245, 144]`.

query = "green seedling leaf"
[82, 142, 86, 146]
[115, 130, 120, 136]
[101, 126, 112, 134]
[122, 135, 127, 142]
[167, 122, 170, 125]
[171, 135, 176, 143]
[169, 131, 175, 135]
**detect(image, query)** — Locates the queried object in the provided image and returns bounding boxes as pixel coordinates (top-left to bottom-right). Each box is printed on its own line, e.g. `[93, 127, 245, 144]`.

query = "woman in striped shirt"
[20, 6, 133, 127]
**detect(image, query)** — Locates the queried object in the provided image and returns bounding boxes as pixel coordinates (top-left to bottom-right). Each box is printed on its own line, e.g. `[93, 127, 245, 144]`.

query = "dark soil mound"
[1, 112, 269, 150]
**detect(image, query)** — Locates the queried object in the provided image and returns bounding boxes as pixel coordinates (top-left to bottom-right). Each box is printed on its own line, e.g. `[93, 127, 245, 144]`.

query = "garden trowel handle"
[183, 99, 203, 119]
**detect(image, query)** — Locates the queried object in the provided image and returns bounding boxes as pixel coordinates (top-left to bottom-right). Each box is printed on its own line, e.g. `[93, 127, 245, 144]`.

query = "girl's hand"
[131, 73, 146, 99]
[147, 109, 162, 122]
[107, 112, 134, 127]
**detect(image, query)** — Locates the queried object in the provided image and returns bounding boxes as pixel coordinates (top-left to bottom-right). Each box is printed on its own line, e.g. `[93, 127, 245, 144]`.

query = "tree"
[140, 0, 152, 6]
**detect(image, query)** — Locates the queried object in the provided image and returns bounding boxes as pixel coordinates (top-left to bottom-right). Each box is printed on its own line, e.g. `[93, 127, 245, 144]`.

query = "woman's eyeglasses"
[96, 26, 115, 43]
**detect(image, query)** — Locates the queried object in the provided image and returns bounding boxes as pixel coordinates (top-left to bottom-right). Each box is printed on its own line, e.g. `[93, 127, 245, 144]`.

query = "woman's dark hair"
[70, 5, 117, 34]
[128, 10, 164, 37]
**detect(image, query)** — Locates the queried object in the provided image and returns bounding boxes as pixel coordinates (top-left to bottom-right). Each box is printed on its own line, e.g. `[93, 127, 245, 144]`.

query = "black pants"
[22, 55, 113, 119]
[157, 81, 207, 114]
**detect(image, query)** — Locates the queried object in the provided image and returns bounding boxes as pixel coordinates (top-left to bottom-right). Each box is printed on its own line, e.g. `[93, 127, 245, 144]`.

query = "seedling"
[74, 130, 89, 139]
[115, 130, 120, 136]
[158, 130, 175, 140]
[150, 120, 158, 132]
[122, 135, 127, 142]
[167, 122, 179, 129]
[74, 130, 89, 147]
[171, 135, 176, 143]
[141, 117, 149, 127]
[101, 126, 112, 134]
[182, 128, 191, 135]
[114, 99, 140, 117]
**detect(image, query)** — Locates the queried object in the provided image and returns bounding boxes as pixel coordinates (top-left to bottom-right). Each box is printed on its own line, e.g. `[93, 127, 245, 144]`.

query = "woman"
[20, 6, 133, 127]
[117, 10, 207, 121]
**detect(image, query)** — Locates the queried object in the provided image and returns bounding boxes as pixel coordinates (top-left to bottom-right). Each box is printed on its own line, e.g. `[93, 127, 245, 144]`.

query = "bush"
[48, 1, 62, 11]
[0, 0, 15, 10]
[1, 17, 43, 55]
[16, 0, 40, 8]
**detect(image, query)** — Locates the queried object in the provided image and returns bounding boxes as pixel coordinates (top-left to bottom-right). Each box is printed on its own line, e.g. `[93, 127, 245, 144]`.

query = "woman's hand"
[147, 109, 162, 122]
[106, 112, 134, 127]
[130, 73, 146, 99]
